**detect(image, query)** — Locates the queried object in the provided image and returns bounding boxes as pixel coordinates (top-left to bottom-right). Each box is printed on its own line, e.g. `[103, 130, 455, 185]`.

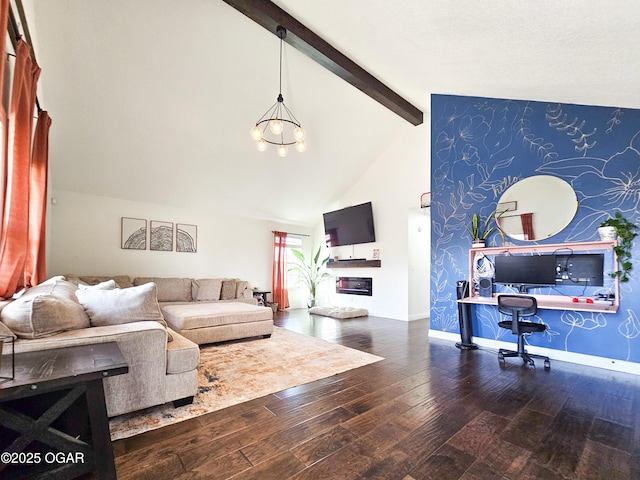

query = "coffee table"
[0, 342, 128, 479]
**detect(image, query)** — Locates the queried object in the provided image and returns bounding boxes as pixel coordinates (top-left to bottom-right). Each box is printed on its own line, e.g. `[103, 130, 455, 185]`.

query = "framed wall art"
[121, 217, 147, 250]
[150, 220, 173, 251]
[176, 223, 197, 253]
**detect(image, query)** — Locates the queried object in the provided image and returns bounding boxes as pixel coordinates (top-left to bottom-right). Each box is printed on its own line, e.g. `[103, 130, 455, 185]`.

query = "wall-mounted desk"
[462, 240, 619, 314]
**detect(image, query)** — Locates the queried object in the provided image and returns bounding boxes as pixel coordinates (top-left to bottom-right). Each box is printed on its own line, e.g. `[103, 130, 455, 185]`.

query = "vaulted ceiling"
[27, 0, 640, 225]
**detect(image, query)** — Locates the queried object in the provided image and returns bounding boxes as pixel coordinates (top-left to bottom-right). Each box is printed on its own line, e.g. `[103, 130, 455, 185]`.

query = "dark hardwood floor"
[112, 309, 640, 479]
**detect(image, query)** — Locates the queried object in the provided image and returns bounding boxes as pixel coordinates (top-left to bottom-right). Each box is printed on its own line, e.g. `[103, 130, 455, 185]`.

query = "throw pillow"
[235, 280, 248, 299]
[192, 278, 223, 301]
[78, 279, 117, 290]
[220, 279, 237, 300]
[76, 282, 165, 327]
[0, 279, 90, 338]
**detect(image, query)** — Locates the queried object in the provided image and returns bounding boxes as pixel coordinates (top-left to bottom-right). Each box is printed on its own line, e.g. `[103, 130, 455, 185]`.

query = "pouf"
[309, 306, 368, 319]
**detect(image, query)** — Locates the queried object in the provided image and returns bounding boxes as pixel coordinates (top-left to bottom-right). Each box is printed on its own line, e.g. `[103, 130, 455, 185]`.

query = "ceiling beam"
[221, 0, 423, 126]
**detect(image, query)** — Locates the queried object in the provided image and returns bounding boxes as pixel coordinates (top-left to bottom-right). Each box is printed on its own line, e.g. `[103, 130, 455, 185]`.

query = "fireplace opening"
[336, 277, 372, 296]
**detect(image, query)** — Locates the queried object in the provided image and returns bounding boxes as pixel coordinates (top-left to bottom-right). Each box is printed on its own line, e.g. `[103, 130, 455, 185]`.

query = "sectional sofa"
[0, 274, 274, 418]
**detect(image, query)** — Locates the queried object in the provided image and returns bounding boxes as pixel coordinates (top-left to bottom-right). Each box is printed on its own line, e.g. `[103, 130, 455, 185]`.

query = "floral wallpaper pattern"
[430, 94, 640, 363]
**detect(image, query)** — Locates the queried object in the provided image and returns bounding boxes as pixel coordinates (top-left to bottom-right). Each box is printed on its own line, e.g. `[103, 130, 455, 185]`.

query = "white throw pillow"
[76, 282, 165, 327]
[77, 279, 117, 291]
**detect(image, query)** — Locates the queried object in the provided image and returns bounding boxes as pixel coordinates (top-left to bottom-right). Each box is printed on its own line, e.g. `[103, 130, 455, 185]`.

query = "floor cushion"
[309, 306, 369, 319]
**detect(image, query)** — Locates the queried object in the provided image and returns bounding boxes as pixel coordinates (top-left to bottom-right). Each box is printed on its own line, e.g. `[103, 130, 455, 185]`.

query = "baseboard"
[428, 329, 639, 375]
[408, 313, 429, 321]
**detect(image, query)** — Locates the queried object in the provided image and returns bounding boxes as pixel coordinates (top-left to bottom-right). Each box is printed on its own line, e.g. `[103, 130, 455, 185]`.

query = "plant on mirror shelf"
[466, 210, 495, 247]
[289, 246, 331, 308]
[598, 212, 638, 282]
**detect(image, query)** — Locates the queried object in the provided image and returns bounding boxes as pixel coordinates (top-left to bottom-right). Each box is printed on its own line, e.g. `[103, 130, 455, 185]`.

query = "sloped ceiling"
[28, 0, 640, 225]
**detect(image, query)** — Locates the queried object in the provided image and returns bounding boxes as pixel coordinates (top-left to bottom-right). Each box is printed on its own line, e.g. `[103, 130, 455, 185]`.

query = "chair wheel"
[544, 360, 551, 370]
[498, 352, 504, 362]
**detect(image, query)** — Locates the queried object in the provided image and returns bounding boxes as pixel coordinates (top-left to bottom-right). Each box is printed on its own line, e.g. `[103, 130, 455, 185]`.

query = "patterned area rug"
[109, 326, 383, 440]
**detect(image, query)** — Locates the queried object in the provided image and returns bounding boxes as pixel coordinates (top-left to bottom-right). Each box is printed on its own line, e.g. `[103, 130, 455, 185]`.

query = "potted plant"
[598, 213, 638, 282]
[466, 211, 495, 247]
[290, 246, 331, 308]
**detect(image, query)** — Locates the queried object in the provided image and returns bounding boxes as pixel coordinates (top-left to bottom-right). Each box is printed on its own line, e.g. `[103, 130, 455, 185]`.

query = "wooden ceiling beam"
[221, 0, 423, 126]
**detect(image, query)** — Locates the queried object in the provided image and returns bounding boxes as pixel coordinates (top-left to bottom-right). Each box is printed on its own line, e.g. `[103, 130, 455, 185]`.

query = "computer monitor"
[494, 254, 557, 293]
[555, 253, 604, 286]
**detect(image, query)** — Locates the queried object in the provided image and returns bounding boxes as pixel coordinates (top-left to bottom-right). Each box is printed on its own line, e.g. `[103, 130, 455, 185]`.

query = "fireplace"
[336, 277, 372, 296]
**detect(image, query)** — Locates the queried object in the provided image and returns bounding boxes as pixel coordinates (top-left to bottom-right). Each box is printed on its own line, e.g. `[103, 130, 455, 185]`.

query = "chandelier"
[250, 26, 306, 157]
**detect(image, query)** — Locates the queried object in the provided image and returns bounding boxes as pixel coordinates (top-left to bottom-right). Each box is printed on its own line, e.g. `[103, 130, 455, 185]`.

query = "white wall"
[48, 189, 313, 297]
[314, 122, 430, 320]
[408, 206, 430, 321]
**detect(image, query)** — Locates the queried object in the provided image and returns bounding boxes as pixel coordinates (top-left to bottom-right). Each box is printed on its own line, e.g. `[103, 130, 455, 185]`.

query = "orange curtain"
[520, 213, 534, 240]
[24, 110, 51, 287]
[0, 0, 8, 98]
[272, 231, 290, 310]
[0, 40, 41, 299]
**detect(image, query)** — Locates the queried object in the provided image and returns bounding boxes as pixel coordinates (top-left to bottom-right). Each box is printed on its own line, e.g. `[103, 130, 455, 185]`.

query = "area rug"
[109, 326, 384, 440]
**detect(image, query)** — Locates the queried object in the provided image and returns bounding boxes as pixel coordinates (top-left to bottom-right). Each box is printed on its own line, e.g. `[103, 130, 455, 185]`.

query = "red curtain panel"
[271, 231, 290, 310]
[0, 39, 40, 299]
[24, 110, 52, 287]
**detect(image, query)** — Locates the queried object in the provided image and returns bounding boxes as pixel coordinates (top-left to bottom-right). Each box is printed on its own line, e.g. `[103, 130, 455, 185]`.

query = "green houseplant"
[290, 246, 331, 308]
[466, 211, 495, 247]
[599, 213, 638, 282]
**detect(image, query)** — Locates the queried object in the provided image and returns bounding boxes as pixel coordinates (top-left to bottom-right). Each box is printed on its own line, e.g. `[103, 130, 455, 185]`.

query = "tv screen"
[555, 253, 604, 286]
[323, 202, 376, 247]
[494, 254, 557, 290]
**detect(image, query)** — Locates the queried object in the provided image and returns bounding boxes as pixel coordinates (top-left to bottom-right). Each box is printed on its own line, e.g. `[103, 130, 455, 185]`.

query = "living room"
[2, 1, 640, 479]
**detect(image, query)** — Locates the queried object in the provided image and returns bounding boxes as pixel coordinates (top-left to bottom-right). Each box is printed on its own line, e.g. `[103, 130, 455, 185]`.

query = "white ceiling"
[26, 0, 640, 225]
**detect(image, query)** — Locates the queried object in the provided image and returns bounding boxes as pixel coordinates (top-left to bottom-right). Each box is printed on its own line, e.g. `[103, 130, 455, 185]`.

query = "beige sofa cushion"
[65, 275, 134, 288]
[134, 277, 192, 302]
[0, 278, 90, 338]
[161, 302, 273, 330]
[192, 278, 223, 301]
[76, 282, 165, 327]
[0, 320, 16, 339]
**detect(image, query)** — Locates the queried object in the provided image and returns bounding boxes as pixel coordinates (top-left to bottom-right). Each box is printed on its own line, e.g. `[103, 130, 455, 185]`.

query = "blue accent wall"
[430, 94, 640, 363]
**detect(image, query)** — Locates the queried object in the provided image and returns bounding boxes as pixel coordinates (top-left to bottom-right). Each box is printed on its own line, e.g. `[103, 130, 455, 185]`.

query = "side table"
[252, 290, 271, 306]
[0, 342, 128, 479]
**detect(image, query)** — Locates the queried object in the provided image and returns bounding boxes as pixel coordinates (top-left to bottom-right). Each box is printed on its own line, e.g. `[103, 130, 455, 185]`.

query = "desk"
[0, 342, 128, 479]
[459, 293, 618, 313]
[465, 240, 619, 314]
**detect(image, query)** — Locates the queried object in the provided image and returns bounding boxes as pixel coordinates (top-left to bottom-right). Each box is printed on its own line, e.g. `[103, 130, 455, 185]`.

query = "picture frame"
[150, 221, 173, 251]
[176, 223, 197, 253]
[121, 217, 147, 250]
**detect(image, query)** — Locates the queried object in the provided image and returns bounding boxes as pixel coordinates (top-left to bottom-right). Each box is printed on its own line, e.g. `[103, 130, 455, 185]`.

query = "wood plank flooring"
[111, 309, 640, 479]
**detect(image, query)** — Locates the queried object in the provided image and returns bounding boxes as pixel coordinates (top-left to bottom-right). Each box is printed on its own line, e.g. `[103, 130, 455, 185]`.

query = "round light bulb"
[277, 144, 288, 157]
[250, 125, 263, 141]
[295, 141, 307, 153]
[293, 126, 306, 141]
[256, 139, 267, 151]
[269, 119, 283, 135]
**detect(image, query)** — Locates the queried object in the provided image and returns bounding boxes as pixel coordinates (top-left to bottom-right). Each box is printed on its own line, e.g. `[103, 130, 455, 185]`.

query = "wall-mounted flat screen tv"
[323, 202, 376, 247]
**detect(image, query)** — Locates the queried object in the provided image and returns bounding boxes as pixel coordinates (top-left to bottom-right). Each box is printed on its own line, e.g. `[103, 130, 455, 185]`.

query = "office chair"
[497, 295, 550, 369]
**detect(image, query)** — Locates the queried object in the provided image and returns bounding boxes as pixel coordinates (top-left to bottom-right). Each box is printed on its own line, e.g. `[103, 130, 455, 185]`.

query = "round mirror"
[496, 175, 577, 241]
